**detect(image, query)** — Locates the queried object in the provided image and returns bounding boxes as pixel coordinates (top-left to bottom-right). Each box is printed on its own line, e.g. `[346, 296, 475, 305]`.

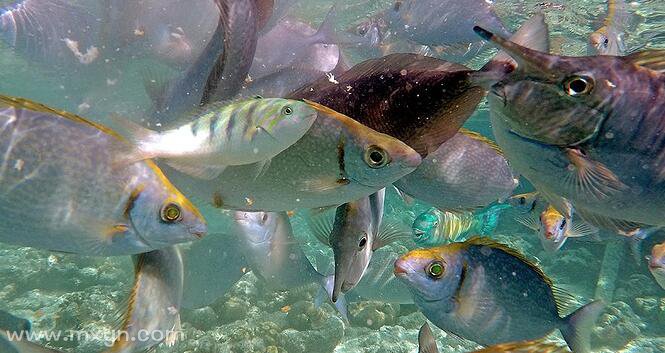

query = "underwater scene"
[0, 0, 665, 352]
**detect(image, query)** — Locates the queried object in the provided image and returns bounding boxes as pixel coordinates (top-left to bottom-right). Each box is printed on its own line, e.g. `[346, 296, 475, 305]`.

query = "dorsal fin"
[109, 253, 147, 350]
[624, 50, 665, 73]
[0, 94, 123, 139]
[463, 236, 553, 287]
[551, 284, 582, 316]
[458, 128, 504, 156]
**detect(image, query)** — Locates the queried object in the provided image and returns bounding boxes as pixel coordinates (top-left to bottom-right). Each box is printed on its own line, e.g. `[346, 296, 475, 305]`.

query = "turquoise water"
[0, 1, 664, 353]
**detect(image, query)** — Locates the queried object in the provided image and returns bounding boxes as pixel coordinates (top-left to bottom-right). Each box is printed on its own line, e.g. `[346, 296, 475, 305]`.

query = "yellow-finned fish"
[108, 246, 183, 353]
[117, 97, 318, 180]
[395, 237, 604, 352]
[648, 242, 665, 290]
[588, 0, 630, 55]
[0, 95, 206, 256]
[516, 203, 598, 252]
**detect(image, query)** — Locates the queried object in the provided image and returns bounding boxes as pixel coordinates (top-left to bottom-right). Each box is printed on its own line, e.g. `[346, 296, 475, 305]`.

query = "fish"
[160, 101, 421, 211]
[394, 237, 604, 353]
[412, 204, 509, 247]
[647, 242, 665, 290]
[0, 0, 99, 65]
[200, 0, 263, 105]
[476, 25, 665, 227]
[308, 189, 411, 302]
[515, 204, 599, 252]
[0, 95, 206, 255]
[249, 9, 340, 81]
[393, 129, 517, 210]
[232, 211, 348, 319]
[507, 192, 541, 214]
[290, 14, 550, 158]
[116, 98, 318, 180]
[351, 0, 510, 59]
[107, 246, 183, 353]
[418, 322, 568, 353]
[588, 0, 630, 56]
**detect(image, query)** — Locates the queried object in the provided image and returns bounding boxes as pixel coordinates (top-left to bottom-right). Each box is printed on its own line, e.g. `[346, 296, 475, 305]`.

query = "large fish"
[648, 242, 665, 290]
[588, 0, 630, 56]
[308, 189, 410, 302]
[394, 129, 517, 210]
[232, 211, 347, 318]
[117, 98, 317, 180]
[107, 246, 184, 353]
[476, 25, 665, 227]
[417, 322, 568, 353]
[395, 237, 604, 353]
[0, 95, 205, 255]
[161, 101, 421, 211]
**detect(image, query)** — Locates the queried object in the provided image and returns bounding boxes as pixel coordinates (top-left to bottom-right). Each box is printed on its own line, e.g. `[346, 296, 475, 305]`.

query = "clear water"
[0, 1, 664, 353]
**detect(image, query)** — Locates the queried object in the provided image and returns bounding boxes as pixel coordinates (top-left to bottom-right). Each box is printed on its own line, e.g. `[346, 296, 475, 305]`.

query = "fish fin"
[480, 13, 550, 75]
[142, 68, 170, 110]
[315, 5, 364, 47]
[567, 221, 599, 238]
[573, 207, 644, 234]
[317, 275, 349, 323]
[108, 113, 160, 163]
[563, 148, 627, 200]
[626, 227, 660, 265]
[458, 128, 504, 156]
[480, 339, 569, 353]
[165, 160, 226, 180]
[299, 177, 347, 193]
[418, 323, 440, 353]
[514, 214, 539, 231]
[306, 211, 334, 247]
[624, 49, 665, 73]
[392, 185, 415, 205]
[248, 159, 271, 180]
[108, 253, 148, 350]
[560, 300, 605, 353]
[454, 263, 494, 328]
[373, 219, 412, 250]
[464, 237, 555, 287]
[551, 284, 583, 316]
[164, 315, 182, 347]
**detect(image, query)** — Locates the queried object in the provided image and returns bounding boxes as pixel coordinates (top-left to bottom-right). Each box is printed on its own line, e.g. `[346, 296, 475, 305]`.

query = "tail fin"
[109, 114, 160, 164]
[560, 300, 604, 353]
[418, 323, 440, 353]
[315, 274, 349, 323]
[313, 5, 364, 47]
[473, 204, 509, 235]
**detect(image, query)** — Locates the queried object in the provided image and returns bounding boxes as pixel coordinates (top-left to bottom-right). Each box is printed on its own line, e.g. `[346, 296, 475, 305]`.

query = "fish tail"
[473, 204, 508, 235]
[109, 114, 160, 163]
[315, 5, 363, 47]
[560, 300, 604, 353]
[316, 275, 349, 323]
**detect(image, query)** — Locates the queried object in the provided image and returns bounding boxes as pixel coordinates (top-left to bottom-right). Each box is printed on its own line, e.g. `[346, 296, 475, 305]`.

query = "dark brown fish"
[289, 53, 483, 157]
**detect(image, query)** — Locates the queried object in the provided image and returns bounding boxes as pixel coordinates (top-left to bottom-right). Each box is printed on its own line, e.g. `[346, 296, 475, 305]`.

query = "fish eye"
[364, 145, 390, 168]
[358, 234, 368, 248]
[563, 75, 594, 97]
[559, 219, 567, 230]
[358, 26, 368, 36]
[261, 213, 268, 223]
[426, 261, 444, 279]
[603, 37, 609, 46]
[281, 106, 293, 115]
[160, 203, 182, 223]
[519, 197, 526, 205]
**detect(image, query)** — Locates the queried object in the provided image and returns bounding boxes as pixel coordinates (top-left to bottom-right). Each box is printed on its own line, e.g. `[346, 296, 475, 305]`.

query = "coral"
[592, 301, 646, 350]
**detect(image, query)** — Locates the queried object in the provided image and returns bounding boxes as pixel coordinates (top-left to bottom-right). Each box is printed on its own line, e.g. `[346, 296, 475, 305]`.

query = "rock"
[592, 301, 645, 350]
[277, 315, 345, 353]
[285, 300, 325, 330]
[181, 306, 219, 331]
[349, 301, 400, 329]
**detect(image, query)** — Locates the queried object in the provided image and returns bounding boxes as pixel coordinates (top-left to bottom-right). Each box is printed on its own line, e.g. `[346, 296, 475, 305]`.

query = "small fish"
[117, 98, 317, 180]
[394, 237, 604, 353]
[588, 0, 630, 56]
[476, 24, 665, 227]
[648, 242, 665, 290]
[0, 95, 205, 256]
[507, 192, 541, 214]
[412, 205, 508, 247]
[107, 246, 183, 353]
[394, 129, 517, 210]
[162, 101, 421, 211]
[309, 189, 411, 302]
[516, 204, 598, 252]
[233, 211, 348, 319]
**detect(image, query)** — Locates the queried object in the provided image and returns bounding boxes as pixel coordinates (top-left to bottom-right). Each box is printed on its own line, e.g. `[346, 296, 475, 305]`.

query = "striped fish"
[412, 205, 508, 247]
[117, 97, 318, 180]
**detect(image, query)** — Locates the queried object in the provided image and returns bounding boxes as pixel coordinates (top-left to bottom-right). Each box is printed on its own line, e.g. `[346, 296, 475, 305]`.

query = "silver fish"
[394, 129, 516, 210]
[161, 101, 421, 211]
[588, 0, 631, 56]
[0, 95, 206, 255]
[107, 246, 184, 353]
